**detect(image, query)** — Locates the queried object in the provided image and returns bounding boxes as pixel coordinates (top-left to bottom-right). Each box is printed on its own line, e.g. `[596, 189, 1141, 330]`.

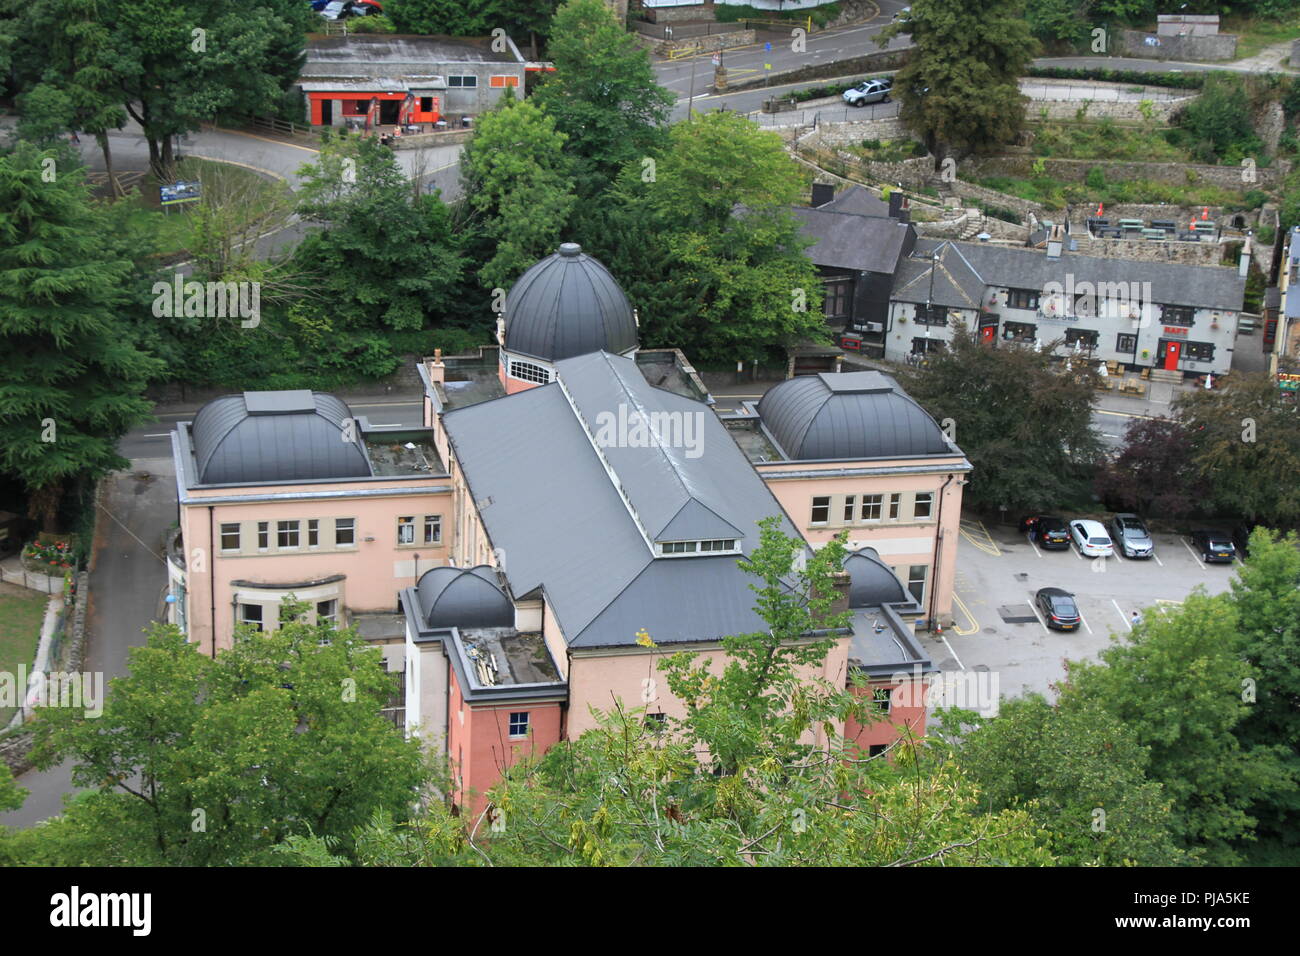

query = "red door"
[1163, 340, 1181, 371]
[980, 325, 996, 345]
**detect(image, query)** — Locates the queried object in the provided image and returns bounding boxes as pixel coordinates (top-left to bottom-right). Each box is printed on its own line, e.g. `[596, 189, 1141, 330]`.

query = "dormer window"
[658, 539, 739, 557]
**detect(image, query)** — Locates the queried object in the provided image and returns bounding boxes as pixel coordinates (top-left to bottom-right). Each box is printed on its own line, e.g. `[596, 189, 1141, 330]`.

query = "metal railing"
[747, 101, 899, 127]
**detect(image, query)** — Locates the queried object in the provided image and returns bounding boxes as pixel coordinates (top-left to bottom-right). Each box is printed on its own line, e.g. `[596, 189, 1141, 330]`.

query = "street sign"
[159, 181, 201, 207]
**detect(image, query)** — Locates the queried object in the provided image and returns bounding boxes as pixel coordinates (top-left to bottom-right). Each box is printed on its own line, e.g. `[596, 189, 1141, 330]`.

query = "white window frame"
[334, 517, 356, 548]
[510, 360, 550, 385]
[810, 496, 830, 525]
[277, 520, 301, 550]
[508, 711, 529, 739]
[397, 516, 416, 546]
[860, 494, 883, 522]
[307, 519, 320, 548]
[238, 603, 264, 632]
[913, 492, 934, 520]
[423, 514, 442, 545]
[220, 523, 241, 552]
[257, 522, 270, 551]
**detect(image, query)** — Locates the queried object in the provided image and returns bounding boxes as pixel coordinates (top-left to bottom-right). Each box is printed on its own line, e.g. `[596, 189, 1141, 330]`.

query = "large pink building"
[168, 242, 966, 813]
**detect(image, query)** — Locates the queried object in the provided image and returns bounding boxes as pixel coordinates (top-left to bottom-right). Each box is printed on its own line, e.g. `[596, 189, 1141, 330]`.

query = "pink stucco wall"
[756, 459, 965, 623]
[181, 484, 452, 653]
[844, 678, 930, 753]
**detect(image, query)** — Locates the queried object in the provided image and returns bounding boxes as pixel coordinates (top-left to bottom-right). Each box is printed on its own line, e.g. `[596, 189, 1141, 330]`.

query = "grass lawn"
[0, 583, 51, 727]
[115, 157, 293, 263]
[1030, 118, 1192, 164]
[1220, 14, 1300, 61]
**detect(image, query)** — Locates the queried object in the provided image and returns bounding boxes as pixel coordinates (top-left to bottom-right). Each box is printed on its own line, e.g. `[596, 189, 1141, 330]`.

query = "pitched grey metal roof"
[441, 352, 799, 649]
[791, 206, 914, 274]
[504, 243, 639, 361]
[820, 185, 891, 218]
[302, 34, 522, 71]
[902, 238, 1245, 311]
[843, 548, 910, 608]
[415, 565, 513, 629]
[189, 391, 370, 485]
[757, 371, 953, 461]
[892, 240, 986, 309]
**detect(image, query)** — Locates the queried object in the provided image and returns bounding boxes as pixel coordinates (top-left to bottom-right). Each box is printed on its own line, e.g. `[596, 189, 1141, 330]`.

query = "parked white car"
[1069, 519, 1114, 557]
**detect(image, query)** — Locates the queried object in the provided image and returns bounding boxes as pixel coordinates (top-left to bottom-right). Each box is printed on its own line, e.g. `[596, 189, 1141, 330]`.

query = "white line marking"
[1077, 608, 1093, 635]
[1028, 596, 1051, 636]
[143, 433, 171, 438]
[938, 630, 965, 671]
[1180, 537, 1207, 570]
[1153, 552, 1164, 567]
[1112, 599, 1132, 631]
[1027, 535, 1042, 558]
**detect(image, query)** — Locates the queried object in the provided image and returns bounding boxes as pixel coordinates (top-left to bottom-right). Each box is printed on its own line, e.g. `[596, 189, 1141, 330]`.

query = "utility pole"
[688, 53, 698, 118]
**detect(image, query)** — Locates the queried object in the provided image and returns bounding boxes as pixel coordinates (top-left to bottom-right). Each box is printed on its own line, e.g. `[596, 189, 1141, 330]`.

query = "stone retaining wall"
[962, 155, 1289, 190]
[1030, 94, 1190, 123]
[1120, 29, 1237, 62]
[392, 129, 473, 150]
[720, 46, 912, 94]
[638, 28, 756, 57]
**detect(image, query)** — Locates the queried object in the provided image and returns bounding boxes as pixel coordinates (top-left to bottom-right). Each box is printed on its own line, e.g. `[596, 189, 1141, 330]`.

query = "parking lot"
[917, 514, 1244, 702]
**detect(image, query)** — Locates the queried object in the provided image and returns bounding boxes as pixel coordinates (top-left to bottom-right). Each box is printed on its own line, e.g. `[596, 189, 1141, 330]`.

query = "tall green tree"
[901, 327, 1101, 513]
[385, 0, 559, 56]
[1174, 372, 1300, 526]
[19, 613, 425, 866]
[294, 132, 467, 334]
[954, 696, 1185, 865]
[600, 110, 829, 366]
[532, 0, 673, 198]
[1094, 416, 1206, 518]
[879, 0, 1037, 169]
[0, 143, 160, 530]
[459, 97, 576, 292]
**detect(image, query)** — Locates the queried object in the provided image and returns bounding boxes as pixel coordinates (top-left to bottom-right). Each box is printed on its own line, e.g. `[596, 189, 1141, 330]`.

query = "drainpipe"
[208, 506, 217, 658]
[928, 474, 956, 632]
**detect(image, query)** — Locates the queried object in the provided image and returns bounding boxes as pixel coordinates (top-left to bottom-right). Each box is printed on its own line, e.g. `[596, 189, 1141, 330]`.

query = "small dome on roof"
[503, 242, 638, 361]
[415, 565, 513, 629]
[758, 371, 951, 461]
[843, 548, 911, 608]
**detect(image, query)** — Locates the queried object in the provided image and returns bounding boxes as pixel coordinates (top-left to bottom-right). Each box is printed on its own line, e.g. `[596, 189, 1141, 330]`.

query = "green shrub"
[1085, 166, 1106, 189]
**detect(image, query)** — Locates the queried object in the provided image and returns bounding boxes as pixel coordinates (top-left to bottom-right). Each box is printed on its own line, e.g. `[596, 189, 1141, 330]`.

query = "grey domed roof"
[189, 390, 370, 485]
[843, 548, 910, 607]
[503, 242, 638, 361]
[757, 371, 951, 461]
[415, 565, 513, 629]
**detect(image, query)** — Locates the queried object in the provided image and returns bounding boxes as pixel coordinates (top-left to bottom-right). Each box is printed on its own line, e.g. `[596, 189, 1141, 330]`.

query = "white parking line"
[1027, 597, 1051, 636]
[1077, 608, 1093, 635]
[1028, 535, 1042, 558]
[1112, 599, 1132, 631]
[1153, 552, 1164, 567]
[1180, 537, 1207, 570]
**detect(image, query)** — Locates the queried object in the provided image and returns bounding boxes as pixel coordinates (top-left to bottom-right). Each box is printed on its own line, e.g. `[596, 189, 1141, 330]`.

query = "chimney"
[428, 348, 445, 385]
[811, 182, 835, 208]
[888, 190, 905, 220]
[825, 570, 852, 622]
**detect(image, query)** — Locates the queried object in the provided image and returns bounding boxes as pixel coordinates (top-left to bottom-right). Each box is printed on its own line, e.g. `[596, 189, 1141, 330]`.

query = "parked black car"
[1036, 587, 1081, 631]
[1190, 529, 1236, 564]
[1020, 515, 1070, 550]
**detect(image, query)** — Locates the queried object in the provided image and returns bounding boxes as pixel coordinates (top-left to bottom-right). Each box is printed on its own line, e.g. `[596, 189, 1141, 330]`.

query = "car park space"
[920, 515, 1245, 701]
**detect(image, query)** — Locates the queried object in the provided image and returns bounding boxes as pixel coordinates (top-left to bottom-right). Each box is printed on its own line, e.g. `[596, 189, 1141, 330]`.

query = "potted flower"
[1140, 348, 1150, 360]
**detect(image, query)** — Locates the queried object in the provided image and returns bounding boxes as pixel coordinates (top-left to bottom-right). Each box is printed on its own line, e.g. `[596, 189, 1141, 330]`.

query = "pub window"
[1183, 341, 1215, 362]
[914, 304, 948, 326]
[1064, 329, 1099, 349]
[911, 337, 945, 355]
[1162, 305, 1195, 326]
[1116, 333, 1137, 352]
[811, 496, 830, 524]
[1003, 322, 1036, 343]
[1007, 288, 1040, 311]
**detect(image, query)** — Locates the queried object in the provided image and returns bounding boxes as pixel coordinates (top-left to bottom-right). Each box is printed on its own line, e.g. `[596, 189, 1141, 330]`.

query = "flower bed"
[21, 539, 75, 574]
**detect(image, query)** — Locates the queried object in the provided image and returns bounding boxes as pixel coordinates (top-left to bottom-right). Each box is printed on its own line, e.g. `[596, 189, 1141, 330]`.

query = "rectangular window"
[220, 523, 241, 552]
[397, 516, 415, 545]
[872, 687, 892, 714]
[316, 599, 337, 626]
[277, 520, 300, 549]
[811, 496, 830, 524]
[888, 493, 901, 520]
[1116, 333, 1137, 352]
[1162, 305, 1195, 326]
[1007, 288, 1040, 311]
[307, 519, 319, 548]
[508, 712, 529, 738]
[843, 495, 856, 522]
[419, 96, 434, 112]
[257, 522, 269, 551]
[661, 540, 699, 554]
[447, 75, 477, 88]
[823, 279, 852, 319]
[914, 492, 934, 520]
[914, 304, 948, 326]
[335, 518, 356, 547]
[423, 515, 442, 545]
[1064, 328, 1099, 349]
[698, 539, 736, 552]
[907, 565, 928, 604]
[859, 494, 883, 521]
[1002, 321, 1036, 343]
[239, 603, 263, 632]
[645, 712, 666, 734]
[489, 75, 519, 88]
[1184, 341, 1215, 362]
[911, 337, 946, 355]
[868, 743, 889, 758]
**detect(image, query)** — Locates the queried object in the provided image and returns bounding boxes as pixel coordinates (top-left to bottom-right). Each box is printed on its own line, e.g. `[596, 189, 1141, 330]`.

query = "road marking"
[1180, 536, 1207, 570]
[959, 519, 1001, 557]
[1094, 408, 1159, 420]
[143, 433, 171, 438]
[1152, 551, 1164, 567]
[219, 128, 319, 154]
[1112, 599, 1132, 631]
[184, 152, 290, 184]
[1077, 608, 1093, 635]
[1027, 535, 1042, 558]
[936, 629, 965, 670]
[950, 592, 980, 636]
[1027, 597, 1051, 636]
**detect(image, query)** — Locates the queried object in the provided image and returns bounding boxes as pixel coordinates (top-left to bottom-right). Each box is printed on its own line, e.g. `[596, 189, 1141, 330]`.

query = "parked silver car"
[1109, 513, 1154, 559]
[842, 78, 892, 107]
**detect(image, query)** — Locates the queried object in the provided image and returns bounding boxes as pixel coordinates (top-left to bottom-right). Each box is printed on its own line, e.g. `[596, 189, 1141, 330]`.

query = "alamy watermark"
[889, 665, 1000, 717]
[152, 273, 261, 328]
[1, 666, 104, 719]
[1039, 275, 1153, 326]
[592, 403, 705, 459]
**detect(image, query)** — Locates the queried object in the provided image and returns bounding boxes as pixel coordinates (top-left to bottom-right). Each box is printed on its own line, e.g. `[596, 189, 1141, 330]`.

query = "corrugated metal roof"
[189, 392, 371, 485]
[442, 352, 799, 649]
[304, 34, 521, 66]
[504, 243, 639, 361]
[758, 371, 952, 461]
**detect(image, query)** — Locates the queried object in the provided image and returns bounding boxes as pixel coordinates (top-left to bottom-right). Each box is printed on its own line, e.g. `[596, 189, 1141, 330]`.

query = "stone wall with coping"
[962, 155, 1289, 190]
[1120, 29, 1237, 62]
